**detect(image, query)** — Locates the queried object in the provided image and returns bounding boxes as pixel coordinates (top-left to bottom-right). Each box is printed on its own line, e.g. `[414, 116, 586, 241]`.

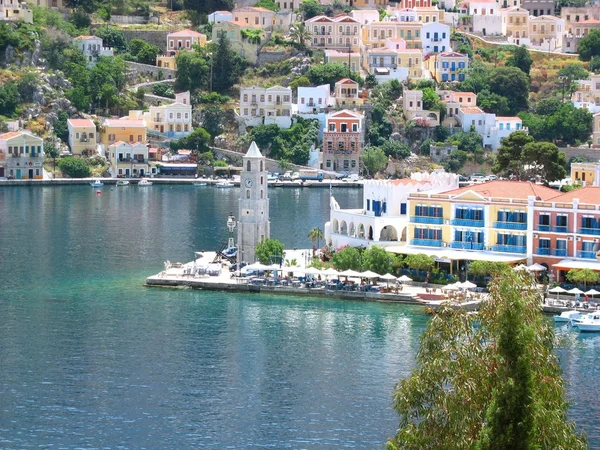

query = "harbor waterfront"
[1, 185, 600, 448]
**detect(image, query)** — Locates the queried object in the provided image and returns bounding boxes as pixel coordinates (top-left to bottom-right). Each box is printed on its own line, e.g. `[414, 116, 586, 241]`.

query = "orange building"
[322, 109, 365, 174]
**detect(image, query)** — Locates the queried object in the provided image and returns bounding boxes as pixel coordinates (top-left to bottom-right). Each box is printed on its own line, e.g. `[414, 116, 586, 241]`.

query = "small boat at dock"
[215, 180, 234, 189]
[138, 178, 153, 186]
[193, 181, 208, 186]
[116, 180, 130, 186]
[553, 310, 584, 323]
[90, 179, 103, 187]
[577, 313, 600, 332]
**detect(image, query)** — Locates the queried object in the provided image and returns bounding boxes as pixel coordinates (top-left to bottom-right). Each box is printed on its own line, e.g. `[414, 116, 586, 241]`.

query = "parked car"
[470, 173, 485, 183]
[485, 175, 498, 181]
[342, 174, 360, 182]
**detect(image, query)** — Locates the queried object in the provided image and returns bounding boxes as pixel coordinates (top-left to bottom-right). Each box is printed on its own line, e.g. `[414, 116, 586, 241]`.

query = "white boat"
[576, 313, 600, 332]
[553, 310, 584, 323]
[90, 179, 103, 187]
[215, 181, 234, 189]
[116, 180, 130, 186]
[193, 181, 207, 186]
[138, 178, 153, 186]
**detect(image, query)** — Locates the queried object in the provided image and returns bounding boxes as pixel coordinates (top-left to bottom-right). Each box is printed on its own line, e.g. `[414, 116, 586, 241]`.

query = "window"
[556, 215, 568, 228]
[326, 160, 331, 168]
[352, 123, 358, 132]
[247, 161, 251, 171]
[329, 123, 335, 131]
[246, 189, 250, 199]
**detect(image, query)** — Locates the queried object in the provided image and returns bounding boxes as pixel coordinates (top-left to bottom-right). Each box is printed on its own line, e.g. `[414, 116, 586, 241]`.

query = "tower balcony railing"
[536, 247, 551, 255]
[537, 224, 551, 231]
[411, 216, 443, 224]
[411, 239, 443, 247]
[553, 249, 568, 257]
[554, 226, 569, 233]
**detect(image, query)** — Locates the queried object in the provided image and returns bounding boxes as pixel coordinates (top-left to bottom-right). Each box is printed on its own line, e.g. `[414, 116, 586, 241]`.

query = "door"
[125, 169, 130, 176]
[0, 167, 4, 177]
[16, 169, 21, 179]
[400, 203, 407, 215]
[28, 169, 34, 179]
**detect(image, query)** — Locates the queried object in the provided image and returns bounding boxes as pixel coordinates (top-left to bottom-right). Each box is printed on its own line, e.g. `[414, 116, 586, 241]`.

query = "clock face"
[244, 178, 253, 188]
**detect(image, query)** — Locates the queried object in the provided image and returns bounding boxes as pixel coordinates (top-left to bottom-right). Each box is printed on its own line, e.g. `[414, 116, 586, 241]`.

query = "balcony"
[411, 239, 443, 247]
[577, 251, 596, 259]
[579, 227, 600, 236]
[553, 249, 568, 257]
[431, 37, 443, 42]
[492, 245, 526, 253]
[450, 241, 484, 250]
[341, 31, 357, 35]
[537, 225, 551, 232]
[411, 216, 443, 224]
[554, 226, 569, 233]
[536, 247, 551, 255]
[451, 219, 484, 227]
[494, 221, 527, 230]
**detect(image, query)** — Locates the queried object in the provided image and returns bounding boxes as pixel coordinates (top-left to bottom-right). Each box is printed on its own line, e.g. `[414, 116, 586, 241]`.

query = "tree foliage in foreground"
[387, 271, 587, 450]
[255, 238, 285, 265]
[58, 157, 91, 178]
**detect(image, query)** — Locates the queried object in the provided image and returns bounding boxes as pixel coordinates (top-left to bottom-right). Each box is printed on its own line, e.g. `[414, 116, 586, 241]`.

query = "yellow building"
[334, 78, 365, 107]
[233, 6, 277, 30]
[67, 118, 97, 156]
[571, 161, 600, 185]
[305, 15, 362, 52]
[501, 6, 530, 44]
[425, 51, 468, 83]
[156, 55, 176, 70]
[108, 141, 153, 178]
[100, 116, 147, 148]
[362, 21, 422, 49]
[529, 15, 565, 50]
[0, 131, 44, 179]
[212, 21, 261, 64]
[414, 6, 444, 23]
[324, 49, 361, 73]
[365, 38, 423, 81]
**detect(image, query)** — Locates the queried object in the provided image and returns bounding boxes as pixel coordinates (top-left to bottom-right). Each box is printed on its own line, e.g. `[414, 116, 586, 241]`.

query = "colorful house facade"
[0, 131, 44, 179]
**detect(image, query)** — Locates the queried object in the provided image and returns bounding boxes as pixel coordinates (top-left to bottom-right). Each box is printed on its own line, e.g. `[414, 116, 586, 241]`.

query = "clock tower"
[237, 141, 270, 264]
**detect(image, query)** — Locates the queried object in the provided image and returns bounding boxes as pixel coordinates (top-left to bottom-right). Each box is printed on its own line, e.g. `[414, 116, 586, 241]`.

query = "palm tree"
[289, 22, 312, 46]
[308, 227, 324, 256]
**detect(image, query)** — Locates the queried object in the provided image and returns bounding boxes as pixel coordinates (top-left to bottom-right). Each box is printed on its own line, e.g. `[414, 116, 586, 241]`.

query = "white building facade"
[239, 86, 293, 128]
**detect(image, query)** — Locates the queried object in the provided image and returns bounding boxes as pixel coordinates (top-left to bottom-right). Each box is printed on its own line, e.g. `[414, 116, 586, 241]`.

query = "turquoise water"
[0, 185, 598, 448]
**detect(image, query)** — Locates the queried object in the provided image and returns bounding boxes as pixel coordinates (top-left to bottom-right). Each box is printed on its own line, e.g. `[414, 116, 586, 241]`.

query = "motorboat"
[138, 178, 153, 186]
[193, 181, 208, 186]
[576, 313, 600, 332]
[116, 180, 130, 186]
[90, 179, 103, 187]
[268, 180, 284, 187]
[222, 246, 237, 258]
[215, 180, 234, 189]
[553, 310, 584, 323]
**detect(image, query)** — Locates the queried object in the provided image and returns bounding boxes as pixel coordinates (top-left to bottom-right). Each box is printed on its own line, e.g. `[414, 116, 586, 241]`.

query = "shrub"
[58, 157, 91, 178]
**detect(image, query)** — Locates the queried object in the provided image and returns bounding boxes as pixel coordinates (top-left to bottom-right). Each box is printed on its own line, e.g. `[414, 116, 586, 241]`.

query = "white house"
[365, 38, 424, 82]
[325, 171, 460, 249]
[108, 141, 154, 178]
[457, 106, 527, 149]
[296, 84, 330, 113]
[239, 86, 293, 128]
[208, 10, 233, 23]
[72, 35, 113, 67]
[421, 22, 451, 53]
[350, 9, 380, 25]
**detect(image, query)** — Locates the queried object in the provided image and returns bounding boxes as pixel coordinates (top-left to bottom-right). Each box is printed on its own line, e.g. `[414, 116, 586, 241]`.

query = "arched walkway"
[379, 225, 399, 241]
[349, 222, 356, 237]
[358, 224, 365, 238]
[340, 221, 348, 235]
[332, 219, 339, 234]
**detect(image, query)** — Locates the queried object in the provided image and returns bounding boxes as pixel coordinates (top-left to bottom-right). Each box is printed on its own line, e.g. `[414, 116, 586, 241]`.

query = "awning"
[553, 259, 600, 271]
[374, 68, 390, 75]
[386, 245, 526, 263]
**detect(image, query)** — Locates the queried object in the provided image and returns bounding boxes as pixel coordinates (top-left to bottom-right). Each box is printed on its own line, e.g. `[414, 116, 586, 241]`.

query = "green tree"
[128, 39, 161, 65]
[535, 97, 562, 116]
[202, 105, 224, 138]
[360, 146, 387, 176]
[331, 246, 362, 271]
[254, 0, 279, 10]
[212, 33, 246, 93]
[308, 227, 324, 255]
[170, 127, 211, 152]
[53, 111, 70, 143]
[492, 131, 534, 179]
[371, 79, 402, 106]
[522, 141, 567, 182]
[450, 127, 483, 153]
[381, 139, 411, 159]
[289, 22, 311, 45]
[402, 254, 435, 272]
[444, 149, 468, 172]
[44, 140, 60, 174]
[506, 45, 533, 75]
[388, 271, 588, 450]
[566, 268, 600, 287]
[69, 8, 91, 29]
[182, 0, 233, 17]
[487, 66, 529, 115]
[589, 56, 600, 72]
[300, 0, 325, 19]
[0, 81, 20, 116]
[255, 238, 285, 265]
[468, 260, 510, 278]
[362, 245, 393, 275]
[58, 157, 91, 178]
[578, 29, 600, 61]
[477, 90, 511, 116]
[558, 63, 589, 81]
[306, 63, 361, 86]
[95, 27, 127, 53]
[175, 49, 210, 92]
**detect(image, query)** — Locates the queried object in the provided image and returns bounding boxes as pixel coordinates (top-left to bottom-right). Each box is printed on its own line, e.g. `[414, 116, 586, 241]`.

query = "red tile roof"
[442, 180, 559, 200]
[460, 106, 484, 114]
[549, 186, 600, 203]
[68, 119, 95, 127]
[168, 29, 206, 37]
[0, 131, 23, 140]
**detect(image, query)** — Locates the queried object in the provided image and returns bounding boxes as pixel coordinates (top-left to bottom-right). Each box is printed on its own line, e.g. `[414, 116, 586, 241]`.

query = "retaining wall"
[127, 61, 176, 80]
